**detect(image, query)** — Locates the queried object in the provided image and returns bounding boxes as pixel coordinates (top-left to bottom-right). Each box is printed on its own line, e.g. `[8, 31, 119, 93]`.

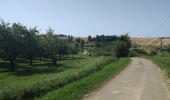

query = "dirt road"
[82, 57, 170, 100]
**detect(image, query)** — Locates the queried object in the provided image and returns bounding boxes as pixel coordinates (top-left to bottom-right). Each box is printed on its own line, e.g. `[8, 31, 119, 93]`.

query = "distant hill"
[131, 38, 170, 46]
[57, 36, 170, 46]
[74, 37, 88, 42]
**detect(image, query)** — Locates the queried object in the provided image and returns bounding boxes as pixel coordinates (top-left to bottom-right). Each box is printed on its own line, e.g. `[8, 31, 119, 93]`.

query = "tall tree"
[75, 37, 80, 43]
[80, 39, 85, 51]
[68, 35, 74, 41]
[46, 28, 58, 65]
[88, 35, 92, 42]
[23, 27, 39, 65]
[113, 34, 131, 57]
[0, 21, 24, 70]
[37, 34, 46, 61]
[57, 40, 69, 58]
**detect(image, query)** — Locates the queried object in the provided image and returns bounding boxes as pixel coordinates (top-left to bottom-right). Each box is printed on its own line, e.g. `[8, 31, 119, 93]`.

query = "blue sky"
[0, 0, 170, 37]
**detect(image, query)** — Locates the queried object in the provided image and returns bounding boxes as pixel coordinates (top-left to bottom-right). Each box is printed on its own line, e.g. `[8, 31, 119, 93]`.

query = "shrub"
[113, 40, 131, 57]
[167, 45, 170, 52]
[149, 49, 157, 56]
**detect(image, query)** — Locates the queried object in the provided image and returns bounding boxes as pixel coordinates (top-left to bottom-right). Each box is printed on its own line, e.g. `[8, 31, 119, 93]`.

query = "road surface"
[82, 57, 170, 100]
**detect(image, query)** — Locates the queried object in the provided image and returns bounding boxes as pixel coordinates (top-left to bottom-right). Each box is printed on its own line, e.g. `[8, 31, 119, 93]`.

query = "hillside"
[131, 38, 170, 46]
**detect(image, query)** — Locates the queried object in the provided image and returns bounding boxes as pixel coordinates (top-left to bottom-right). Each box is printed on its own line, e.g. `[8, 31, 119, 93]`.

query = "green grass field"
[37, 58, 130, 100]
[0, 56, 113, 100]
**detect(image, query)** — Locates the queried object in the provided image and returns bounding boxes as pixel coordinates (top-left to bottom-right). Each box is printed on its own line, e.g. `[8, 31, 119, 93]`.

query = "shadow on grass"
[0, 57, 82, 76]
[13, 63, 80, 76]
[0, 61, 11, 73]
[13, 65, 63, 76]
[58, 56, 85, 61]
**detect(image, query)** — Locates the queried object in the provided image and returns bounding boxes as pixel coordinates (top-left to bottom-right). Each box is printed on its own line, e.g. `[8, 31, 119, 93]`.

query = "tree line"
[87, 34, 131, 57]
[0, 20, 83, 71]
[0, 20, 131, 71]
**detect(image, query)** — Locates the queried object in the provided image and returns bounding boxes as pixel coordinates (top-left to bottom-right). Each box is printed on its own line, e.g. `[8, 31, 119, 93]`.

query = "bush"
[128, 49, 139, 57]
[92, 46, 114, 56]
[112, 34, 131, 57]
[113, 40, 130, 57]
[149, 49, 157, 56]
[167, 45, 170, 52]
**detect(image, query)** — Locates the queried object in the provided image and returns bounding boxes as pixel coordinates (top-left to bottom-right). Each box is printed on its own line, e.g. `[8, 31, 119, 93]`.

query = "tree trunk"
[39, 56, 42, 61]
[52, 56, 57, 66]
[9, 59, 16, 71]
[29, 56, 32, 65]
[59, 54, 61, 59]
[53, 58, 57, 66]
[53, 60, 57, 66]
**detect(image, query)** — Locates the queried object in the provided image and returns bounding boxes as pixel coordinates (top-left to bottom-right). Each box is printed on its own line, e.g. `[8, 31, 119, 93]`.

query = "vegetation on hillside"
[87, 34, 131, 57]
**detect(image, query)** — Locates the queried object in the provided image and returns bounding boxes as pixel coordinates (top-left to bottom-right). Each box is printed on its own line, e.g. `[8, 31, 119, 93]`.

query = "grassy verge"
[149, 52, 170, 75]
[149, 52, 170, 89]
[37, 58, 130, 100]
[0, 56, 113, 100]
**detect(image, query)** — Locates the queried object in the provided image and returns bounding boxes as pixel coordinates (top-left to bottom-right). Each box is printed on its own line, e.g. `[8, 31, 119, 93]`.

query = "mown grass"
[37, 58, 130, 100]
[0, 56, 113, 100]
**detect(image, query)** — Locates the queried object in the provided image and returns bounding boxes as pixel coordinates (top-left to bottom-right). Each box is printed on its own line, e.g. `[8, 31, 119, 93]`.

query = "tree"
[113, 34, 131, 57]
[80, 39, 85, 51]
[70, 35, 74, 41]
[57, 40, 69, 58]
[23, 27, 39, 65]
[68, 35, 74, 41]
[0, 21, 23, 70]
[88, 35, 92, 42]
[67, 42, 79, 56]
[46, 28, 58, 65]
[75, 37, 80, 43]
[167, 45, 170, 52]
[37, 35, 47, 61]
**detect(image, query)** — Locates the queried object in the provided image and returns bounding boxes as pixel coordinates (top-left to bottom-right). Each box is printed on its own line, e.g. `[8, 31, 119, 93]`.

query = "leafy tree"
[23, 27, 39, 65]
[113, 34, 131, 57]
[75, 38, 80, 43]
[46, 28, 58, 65]
[68, 35, 74, 41]
[67, 42, 79, 56]
[167, 45, 170, 52]
[57, 40, 69, 58]
[0, 21, 24, 70]
[37, 35, 47, 60]
[93, 35, 117, 42]
[88, 35, 92, 42]
[93, 35, 118, 47]
[80, 39, 85, 51]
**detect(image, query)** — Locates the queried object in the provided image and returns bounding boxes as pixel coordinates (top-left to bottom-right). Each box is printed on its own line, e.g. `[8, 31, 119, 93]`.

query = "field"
[0, 56, 113, 100]
[131, 38, 170, 46]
